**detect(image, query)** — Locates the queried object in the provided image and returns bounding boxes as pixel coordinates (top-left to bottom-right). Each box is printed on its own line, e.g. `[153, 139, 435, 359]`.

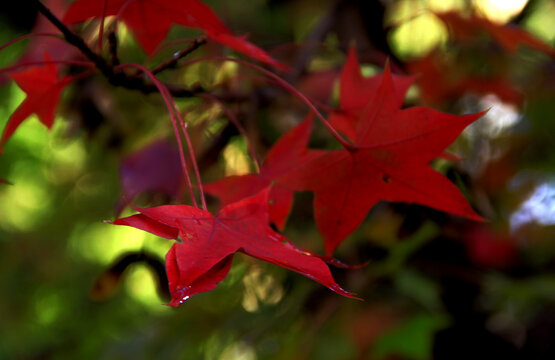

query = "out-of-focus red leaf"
[408, 53, 522, 106]
[464, 225, 518, 268]
[63, 0, 287, 68]
[204, 32, 289, 70]
[64, 0, 186, 54]
[113, 188, 356, 305]
[1, 54, 73, 149]
[281, 65, 484, 254]
[329, 47, 415, 140]
[117, 139, 184, 215]
[296, 69, 338, 105]
[21, 0, 77, 62]
[205, 115, 321, 230]
[435, 11, 554, 56]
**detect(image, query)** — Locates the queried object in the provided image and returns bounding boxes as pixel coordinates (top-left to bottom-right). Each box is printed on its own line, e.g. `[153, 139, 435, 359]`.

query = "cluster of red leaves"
[115, 49, 484, 304]
[0, 0, 288, 151]
[1, 1, 500, 306]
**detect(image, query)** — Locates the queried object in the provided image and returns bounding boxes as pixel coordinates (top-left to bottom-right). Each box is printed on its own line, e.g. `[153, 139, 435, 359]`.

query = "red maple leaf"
[280, 65, 484, 254]
[204, 115, 320, 230]
[435, 11, 554, 56]
[329, 47, 415, 140]
[113, 188, 356, 305]
[63, 0, 287, 68]
[1, 55, 73, 148]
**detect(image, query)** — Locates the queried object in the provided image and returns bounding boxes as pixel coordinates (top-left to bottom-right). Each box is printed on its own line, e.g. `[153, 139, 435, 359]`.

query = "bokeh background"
[1, 0, 555, 359]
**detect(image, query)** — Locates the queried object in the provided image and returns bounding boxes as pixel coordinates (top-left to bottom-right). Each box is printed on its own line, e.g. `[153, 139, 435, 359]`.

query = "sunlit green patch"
[219, 341, 257, 360]
[389, 13, 448, 60]
[68, 223, 145, 264]
[124, 264, 171, 311]
[524, 0, 555, 43]
[0, 162, 53, 232]
[34, 289, 63, 326]
[223, 136, 253, 176]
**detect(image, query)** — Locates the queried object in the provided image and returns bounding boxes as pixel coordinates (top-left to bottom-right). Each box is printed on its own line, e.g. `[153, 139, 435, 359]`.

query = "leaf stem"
[0, 59, 95, 75]
[0, 32, 63, 52]
[97, 0, 109, 53]
[116, 63, 199, 208]
[178, 56, 356, 151]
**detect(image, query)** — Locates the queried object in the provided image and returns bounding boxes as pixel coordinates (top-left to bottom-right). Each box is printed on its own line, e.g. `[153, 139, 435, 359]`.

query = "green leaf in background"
[372, 313, 449, 360]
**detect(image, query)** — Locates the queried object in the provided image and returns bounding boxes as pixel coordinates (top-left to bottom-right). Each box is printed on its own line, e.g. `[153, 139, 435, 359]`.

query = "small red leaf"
[205, 115, 321, 229]
[464, 225, 518, 269]
[1, 54, 73, 148]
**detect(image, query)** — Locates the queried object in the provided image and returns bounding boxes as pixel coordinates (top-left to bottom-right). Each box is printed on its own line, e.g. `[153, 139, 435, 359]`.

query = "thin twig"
[116, 63, 200, 208]
[97, 0, 109, 53]
[108, 30, 119, 66]
[151, 35, 207, 75]
[32, 0, 203, 98]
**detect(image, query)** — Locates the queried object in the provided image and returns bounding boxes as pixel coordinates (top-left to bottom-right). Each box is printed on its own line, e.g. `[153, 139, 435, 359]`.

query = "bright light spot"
[215, 61, 239, 84]
[0, 166, 53, 232]
[241, 268, 283, 312]
[43, 134, 87, 184]
[389, 13, 448, 59]
[511, 181, 555, 232]
[475, 0, 529, 23]
[223, 136, 252, 176]
[473, 94, 521, 138]
[426, 0, 466, 12]
[219, 341, 257, 360]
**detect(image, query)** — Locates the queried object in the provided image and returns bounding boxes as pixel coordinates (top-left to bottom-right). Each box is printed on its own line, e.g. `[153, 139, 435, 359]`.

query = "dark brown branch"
[108, 30, 120, 66]
[34, 0, 112, 74]
[151, 35, 207, 74]
[33, 0, 202, 98]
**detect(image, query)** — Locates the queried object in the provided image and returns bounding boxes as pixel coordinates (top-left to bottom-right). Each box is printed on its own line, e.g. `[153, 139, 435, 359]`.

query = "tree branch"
[151, 35, 207, 75]
[33, 0, 202, 98]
